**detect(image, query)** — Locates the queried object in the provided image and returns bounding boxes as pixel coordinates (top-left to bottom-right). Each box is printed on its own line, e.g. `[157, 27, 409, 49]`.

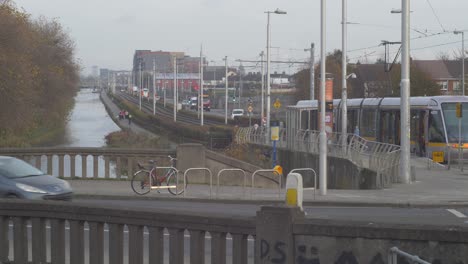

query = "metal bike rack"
[183, 168, 213, 198]
[290, 168, 317, 200]
[149, 167, 178, 190]
[388, 247, 431, 264]
[250, 169, 282, 199]
[216, 169, 247, 199]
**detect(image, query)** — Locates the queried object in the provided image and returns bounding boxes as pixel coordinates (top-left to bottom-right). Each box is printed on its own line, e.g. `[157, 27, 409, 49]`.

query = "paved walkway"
[70, 158, 468, 207]
[95, 91, 468, 207]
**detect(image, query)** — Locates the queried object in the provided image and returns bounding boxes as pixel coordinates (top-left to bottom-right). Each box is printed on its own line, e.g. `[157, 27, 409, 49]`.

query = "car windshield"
[0, 158, 45, 178]
[233, 110, 243, 114]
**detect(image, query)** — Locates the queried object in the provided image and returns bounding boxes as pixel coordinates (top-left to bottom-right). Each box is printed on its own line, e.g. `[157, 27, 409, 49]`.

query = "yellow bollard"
[285, 172, 303, 211]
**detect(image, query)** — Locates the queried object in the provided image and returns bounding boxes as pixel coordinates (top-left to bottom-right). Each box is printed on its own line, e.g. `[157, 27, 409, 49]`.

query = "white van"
[231, 109, 244, 119]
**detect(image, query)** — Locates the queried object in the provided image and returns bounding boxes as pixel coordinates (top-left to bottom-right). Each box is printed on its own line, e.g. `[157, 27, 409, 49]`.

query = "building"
[412, 60, 460, 95]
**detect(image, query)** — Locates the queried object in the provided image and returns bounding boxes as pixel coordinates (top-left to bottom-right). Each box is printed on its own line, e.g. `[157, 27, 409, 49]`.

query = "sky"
[12, 0, 468, 75]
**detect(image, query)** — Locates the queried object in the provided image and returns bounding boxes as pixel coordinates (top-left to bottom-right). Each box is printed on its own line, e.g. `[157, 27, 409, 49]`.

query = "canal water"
[39, 88, 170, 178]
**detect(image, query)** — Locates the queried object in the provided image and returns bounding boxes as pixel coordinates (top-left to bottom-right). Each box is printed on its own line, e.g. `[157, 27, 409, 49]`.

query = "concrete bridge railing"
[0, 147, 176, 179]
[1, 200, 467, 264]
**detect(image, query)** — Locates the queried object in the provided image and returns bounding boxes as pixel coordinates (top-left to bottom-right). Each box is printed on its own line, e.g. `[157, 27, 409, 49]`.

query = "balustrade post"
[47, 154, 53, 175]
[89, 222, 104, 264]
[93, 155, 99, 178]
[31, 218, 46, 263]
[109, 224, 124, 264]
[116, 157, 122, 179]
[189, 230, 205, 264]
[13, 217, 27, 264]
[232, 234, 248, 264]
[128, 225, 144, 264]
[105, 156, 110, 179]
[35, 155, 42, 170]
[70, 155, 76, 178]
[82, 154, 88, 178]
[211, 232, 227, 264]
[70, 220, 85, 264]
[127, 157, 134, 178]
[169, 228, 184, 264]
[58, 155, 65, 178]
[148, 227, 164, 264]
[0, 216, 9, 263]
[51, 219, 66, 264]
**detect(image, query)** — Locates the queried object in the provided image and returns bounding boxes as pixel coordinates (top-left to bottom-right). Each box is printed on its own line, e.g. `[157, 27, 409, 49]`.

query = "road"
[72, 199, 468, 227]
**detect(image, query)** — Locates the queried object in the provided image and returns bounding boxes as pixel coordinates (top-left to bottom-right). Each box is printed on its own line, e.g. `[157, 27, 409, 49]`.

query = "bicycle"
[130, 155, 186, 195]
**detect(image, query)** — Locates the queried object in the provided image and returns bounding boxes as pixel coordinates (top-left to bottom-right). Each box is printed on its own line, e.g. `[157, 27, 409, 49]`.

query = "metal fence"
[236, 127, 401, 186]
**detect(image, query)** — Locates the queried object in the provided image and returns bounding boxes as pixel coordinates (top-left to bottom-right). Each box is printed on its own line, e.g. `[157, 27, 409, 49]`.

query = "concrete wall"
[257, 206, 468, 264]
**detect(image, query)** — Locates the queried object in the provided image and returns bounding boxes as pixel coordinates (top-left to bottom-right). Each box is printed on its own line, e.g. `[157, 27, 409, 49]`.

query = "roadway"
[72, 199, 468, 227]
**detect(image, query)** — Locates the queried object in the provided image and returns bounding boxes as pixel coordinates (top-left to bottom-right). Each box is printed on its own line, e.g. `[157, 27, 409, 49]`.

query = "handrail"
[183, 168, 213, 198]
[290, 168, 317, 200]
[251, 169, 282, 199]
[216, 169, 247, 199]
[388, 247, 431, 264]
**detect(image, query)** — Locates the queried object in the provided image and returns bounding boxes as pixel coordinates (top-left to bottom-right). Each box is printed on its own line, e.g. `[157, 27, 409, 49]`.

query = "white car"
[231, 109, 244, 119]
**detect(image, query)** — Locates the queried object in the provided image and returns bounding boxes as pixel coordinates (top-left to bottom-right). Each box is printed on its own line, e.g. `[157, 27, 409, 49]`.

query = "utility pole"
[153, 58, 156, 115]
[139, 62, 142, 110]
[454, 31, 465, 96]
[260, 51, 265, 122]
[319, 0, 327, 195]
[200, 45, 204, 126]
[224, 56, 228, 124]
[341, 0, 348, 152]
[304, 43, 315, 100]
[400, 0, 411, 183]
[239, 63, 243, 108]
[173, 56, 177, 122]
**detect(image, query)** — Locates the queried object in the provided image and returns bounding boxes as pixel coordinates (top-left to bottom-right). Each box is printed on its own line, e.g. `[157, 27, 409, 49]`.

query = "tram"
[286, 96, 468, 161]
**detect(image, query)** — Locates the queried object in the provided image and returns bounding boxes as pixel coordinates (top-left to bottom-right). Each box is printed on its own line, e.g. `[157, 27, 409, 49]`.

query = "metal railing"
[388, 247, 431, 264]
[290, 168, 317, 200]
[183, 168, 213, 198]
[251, 169, 282, 199]
[236, 128, 401, 185]
[216, 169, 247, 199]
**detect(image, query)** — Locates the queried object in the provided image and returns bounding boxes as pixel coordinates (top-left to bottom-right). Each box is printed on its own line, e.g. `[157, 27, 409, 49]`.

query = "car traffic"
[0, 156, 73, 200]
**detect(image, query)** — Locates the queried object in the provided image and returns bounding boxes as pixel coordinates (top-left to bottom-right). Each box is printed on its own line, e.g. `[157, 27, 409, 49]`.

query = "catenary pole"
[341, 0, 348, 151]
[400, 0, 411, 183]
[319, 0, 328, 195]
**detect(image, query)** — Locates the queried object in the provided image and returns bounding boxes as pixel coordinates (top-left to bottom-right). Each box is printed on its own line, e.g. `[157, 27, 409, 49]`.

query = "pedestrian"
[125, 111, 129, 119]
[128, 114, 132, 125]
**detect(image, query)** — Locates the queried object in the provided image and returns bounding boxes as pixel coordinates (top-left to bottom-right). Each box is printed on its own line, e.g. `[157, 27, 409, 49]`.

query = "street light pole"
[304, 43, 315, 100]
[265, 9, 286, 128]
[139, 62, 142, 110]
[153, 58, 156, 115]
[319, 0, 327, 195]
[400, 0, 411, 183]
[454, 31, 465, 96]
[224, 56, 228, 124]
[341, 0, 348, 151]
[200, 45, 204, 126]
[260, 51, 265, 122]
[173, 56, 177, 122]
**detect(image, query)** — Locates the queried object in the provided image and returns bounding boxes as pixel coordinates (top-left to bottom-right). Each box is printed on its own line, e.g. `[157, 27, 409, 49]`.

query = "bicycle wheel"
[131, 170, 151, 195]
[167, 169, 187, 195]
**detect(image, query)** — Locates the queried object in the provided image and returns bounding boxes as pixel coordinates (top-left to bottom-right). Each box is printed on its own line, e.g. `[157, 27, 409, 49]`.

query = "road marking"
[447, 209, 467, 218]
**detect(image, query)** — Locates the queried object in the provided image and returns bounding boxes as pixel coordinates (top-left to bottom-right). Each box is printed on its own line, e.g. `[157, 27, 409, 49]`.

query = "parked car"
[203, 98, 211, 111]
[231, 109, 244, 119]
[0, 156, 73, 200]
[189, 97, 198, 110]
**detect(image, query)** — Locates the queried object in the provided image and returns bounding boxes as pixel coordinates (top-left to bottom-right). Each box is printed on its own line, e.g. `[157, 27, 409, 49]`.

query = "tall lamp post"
[224, 56, 228, 124]
[341, 0, 348, 151]
[265, 8, 287, 128]
[454, 30, 465, 96]
[400, 0, 411, 183]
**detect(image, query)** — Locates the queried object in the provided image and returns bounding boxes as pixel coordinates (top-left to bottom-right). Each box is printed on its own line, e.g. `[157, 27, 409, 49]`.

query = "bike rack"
[149, 167, 178, 190]
[251, 169, 282, 199]
[183, 168, 213, 198]
[216, 169, 247, 199]
[290, 168, 317, 200]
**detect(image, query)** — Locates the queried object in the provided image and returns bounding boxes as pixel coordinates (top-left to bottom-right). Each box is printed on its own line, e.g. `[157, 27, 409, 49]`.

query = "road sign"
[456, 102, 463, 118]
[273, 99, 281, 109]
[432, 151, 444, 163]
[248, 105, 253, 113]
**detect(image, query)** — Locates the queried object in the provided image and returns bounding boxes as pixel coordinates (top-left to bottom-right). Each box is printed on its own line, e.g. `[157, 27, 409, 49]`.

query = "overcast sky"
[13, 0, 468, 75]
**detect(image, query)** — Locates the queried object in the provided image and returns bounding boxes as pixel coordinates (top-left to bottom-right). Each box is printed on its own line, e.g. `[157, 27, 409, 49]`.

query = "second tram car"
[286, 96, 468, 162]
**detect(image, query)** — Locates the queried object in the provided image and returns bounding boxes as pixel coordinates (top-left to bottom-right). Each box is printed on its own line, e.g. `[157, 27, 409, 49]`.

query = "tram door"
[379, 110, 400, 145]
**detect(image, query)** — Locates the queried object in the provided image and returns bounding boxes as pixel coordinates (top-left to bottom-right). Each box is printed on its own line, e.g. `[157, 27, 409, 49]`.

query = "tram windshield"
[441, 103, 468, 143]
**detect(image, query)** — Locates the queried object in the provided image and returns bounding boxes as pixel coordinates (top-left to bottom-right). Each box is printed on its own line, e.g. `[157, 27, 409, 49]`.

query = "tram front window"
[441, 103, 468, 143]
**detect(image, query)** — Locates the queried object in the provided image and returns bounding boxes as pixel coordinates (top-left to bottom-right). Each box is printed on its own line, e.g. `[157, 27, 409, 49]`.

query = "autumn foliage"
[0, 1, 79, 146]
